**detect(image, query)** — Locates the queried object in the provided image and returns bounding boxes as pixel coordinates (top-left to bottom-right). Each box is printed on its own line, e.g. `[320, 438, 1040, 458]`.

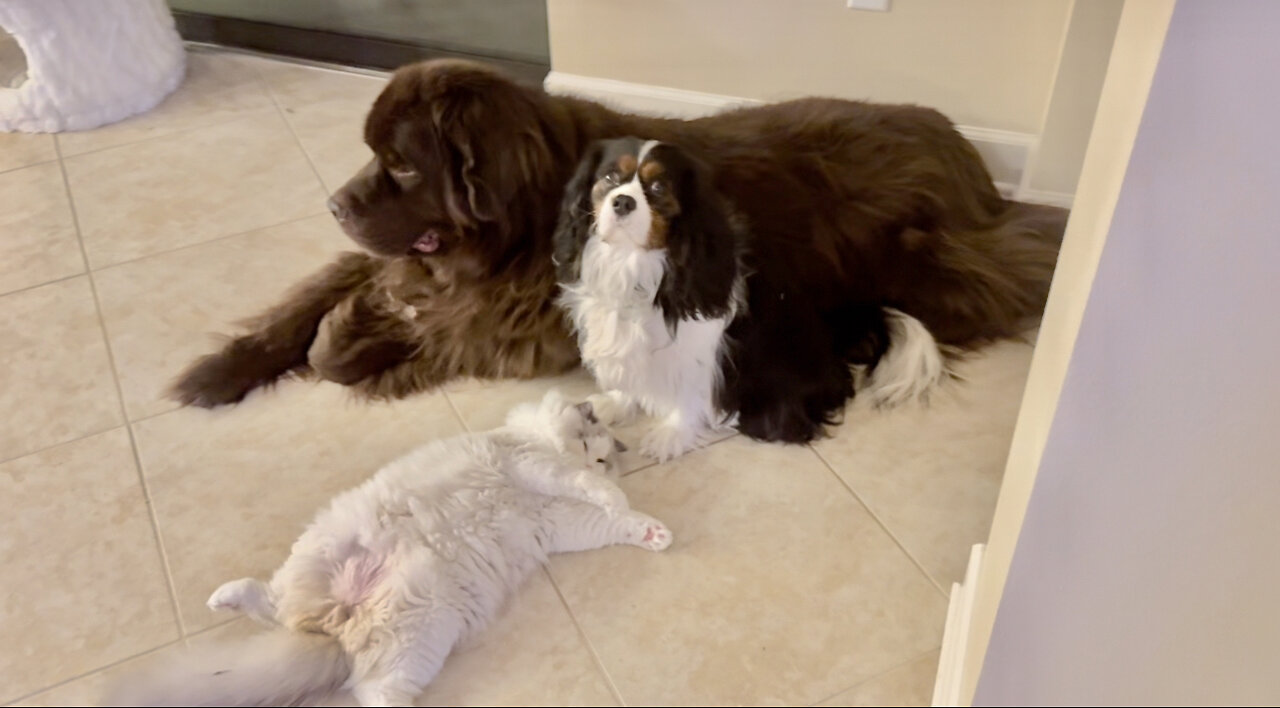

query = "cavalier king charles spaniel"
[553, 137, 946, 461]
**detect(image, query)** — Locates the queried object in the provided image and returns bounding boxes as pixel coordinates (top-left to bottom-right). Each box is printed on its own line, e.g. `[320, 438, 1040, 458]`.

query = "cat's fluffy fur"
[107, 391, 671, 707]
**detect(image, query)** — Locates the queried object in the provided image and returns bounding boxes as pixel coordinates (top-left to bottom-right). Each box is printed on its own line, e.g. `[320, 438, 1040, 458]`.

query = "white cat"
[108, 390, 671, 707]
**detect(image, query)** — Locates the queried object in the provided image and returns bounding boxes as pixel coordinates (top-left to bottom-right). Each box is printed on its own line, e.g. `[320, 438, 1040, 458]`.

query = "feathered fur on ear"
[552, 142, 605, 284]
[655, 146, 741, 333]
[573, 400, 598, 424]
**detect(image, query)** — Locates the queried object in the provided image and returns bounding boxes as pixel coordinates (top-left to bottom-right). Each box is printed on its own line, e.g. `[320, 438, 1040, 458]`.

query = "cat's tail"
[102, 629, 350, 707]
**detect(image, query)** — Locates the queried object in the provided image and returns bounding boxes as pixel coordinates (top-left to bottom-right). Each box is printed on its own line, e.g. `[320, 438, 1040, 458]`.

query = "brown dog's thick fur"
[171, 59, 1066, 408]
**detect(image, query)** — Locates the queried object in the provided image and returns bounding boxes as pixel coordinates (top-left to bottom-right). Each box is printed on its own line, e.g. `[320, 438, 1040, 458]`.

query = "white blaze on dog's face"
[590, 139, 680, 249]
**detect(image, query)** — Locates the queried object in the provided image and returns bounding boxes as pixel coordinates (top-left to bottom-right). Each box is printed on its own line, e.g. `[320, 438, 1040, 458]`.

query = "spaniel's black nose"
[612, 194, 636, 216]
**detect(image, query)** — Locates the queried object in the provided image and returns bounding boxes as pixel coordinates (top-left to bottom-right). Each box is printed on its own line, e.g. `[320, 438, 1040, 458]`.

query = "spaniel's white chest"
[562, 241, 729, 415]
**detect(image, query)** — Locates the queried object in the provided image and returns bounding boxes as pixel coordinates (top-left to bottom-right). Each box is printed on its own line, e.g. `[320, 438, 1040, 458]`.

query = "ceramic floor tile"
[815, 650, 940, 707]
[0, 429, 179, 703]
[0, 131, 55, 173]
[284, 94, 381, 193]
[55, 51, 276, 157]
[813, 338, 1034, 588]
[132, 383, 464, 632]
[10, 638, 184, 708]
[253, 59, 388, 112]
[0, 161, 84, 296]
[0, 276, 123, 461]
[549, 437, 947, 706]
[93, 214, 355, 420]
[64, 112, 327, 268]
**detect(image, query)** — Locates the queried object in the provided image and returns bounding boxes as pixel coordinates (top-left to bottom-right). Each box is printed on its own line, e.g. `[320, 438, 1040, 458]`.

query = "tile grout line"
[86, 208, 330, 276]
[53, 136, 189, 638]
[441, 390, 470, 433]
[804, 645, 942, 707]
[53, 106, 279, 163]
[541, 566, 629, 707]
[0, 635, 186, 707]
[1, 616, 243, 707]
[0, 155, 59, 177]
[0, 422, 127, 467]
[251, 58, 336, 196]
[807, 444, 950, 598]
[0, 270, 93, 302]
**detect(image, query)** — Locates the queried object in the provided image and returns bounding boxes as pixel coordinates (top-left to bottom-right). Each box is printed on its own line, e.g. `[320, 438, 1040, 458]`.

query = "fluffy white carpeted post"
[0, 0, 186, 133]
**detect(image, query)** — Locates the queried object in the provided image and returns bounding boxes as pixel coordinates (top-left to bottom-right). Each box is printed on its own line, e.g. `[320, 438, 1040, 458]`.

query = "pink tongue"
[412, 231, 441, 253]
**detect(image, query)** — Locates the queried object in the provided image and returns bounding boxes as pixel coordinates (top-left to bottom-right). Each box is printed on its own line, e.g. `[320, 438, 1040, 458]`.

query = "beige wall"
[1025, 0, 1124, 195]
[547, 0, 1073, 133]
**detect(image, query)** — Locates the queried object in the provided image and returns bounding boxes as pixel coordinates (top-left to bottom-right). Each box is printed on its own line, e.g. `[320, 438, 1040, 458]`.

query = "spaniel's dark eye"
[601, 171, 621, 186]
[648, 181, 666, 196]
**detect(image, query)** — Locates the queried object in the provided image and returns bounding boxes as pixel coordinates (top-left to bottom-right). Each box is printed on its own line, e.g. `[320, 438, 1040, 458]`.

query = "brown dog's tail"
[168, 251, 380, 408]
[905, 200, 1069, 348]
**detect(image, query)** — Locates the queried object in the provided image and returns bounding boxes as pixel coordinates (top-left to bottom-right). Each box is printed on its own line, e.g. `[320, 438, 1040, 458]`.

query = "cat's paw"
[639, 521, 673, 551]
[588, 391, 637, 426]
[640, 422, 700, 462]
[207, 578, 258, 612]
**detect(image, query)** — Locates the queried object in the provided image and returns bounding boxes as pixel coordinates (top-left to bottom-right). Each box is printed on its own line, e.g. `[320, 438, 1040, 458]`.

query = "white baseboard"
[543, 72, 1054, 201]
[932, 543, 985, 707]
[1016, 188, 1075, 209]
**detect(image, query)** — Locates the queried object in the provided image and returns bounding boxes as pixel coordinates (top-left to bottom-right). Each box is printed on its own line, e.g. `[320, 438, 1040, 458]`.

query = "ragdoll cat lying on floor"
[107, 390, 671, 707]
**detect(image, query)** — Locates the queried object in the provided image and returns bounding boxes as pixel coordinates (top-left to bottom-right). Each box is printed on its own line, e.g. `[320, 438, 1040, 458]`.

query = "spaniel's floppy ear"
[552, 141, 605, 284]
[656, 146, 740, 333]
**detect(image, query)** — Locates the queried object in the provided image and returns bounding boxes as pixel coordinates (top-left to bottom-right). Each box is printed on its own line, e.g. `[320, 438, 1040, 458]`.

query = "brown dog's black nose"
[612, 194, 636, 217]
[327, 196, 349, 222]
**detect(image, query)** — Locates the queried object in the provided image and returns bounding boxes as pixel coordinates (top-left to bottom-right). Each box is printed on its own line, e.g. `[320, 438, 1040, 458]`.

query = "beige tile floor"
[0, 48, 1035, 707]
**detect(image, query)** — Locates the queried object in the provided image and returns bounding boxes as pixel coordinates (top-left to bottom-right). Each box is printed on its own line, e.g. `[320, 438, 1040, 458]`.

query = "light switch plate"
[846, 0, 891, 10]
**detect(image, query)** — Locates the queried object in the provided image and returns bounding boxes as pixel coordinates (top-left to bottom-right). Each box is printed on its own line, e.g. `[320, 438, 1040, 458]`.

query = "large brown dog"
[171, 59, 1064, 408]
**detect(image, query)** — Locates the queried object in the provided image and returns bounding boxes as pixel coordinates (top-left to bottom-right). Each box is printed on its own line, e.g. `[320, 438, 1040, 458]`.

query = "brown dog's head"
[327, 60, 561, 265]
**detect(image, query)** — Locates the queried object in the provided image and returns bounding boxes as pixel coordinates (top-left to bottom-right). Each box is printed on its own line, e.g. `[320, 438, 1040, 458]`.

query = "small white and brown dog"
[553, 137, 947, 462]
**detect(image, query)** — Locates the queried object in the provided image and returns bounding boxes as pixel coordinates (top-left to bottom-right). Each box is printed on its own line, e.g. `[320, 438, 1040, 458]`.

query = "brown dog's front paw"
[170, 354, 256, 408]
[307, 307, 418, 387]
[169, 338, 297, 408]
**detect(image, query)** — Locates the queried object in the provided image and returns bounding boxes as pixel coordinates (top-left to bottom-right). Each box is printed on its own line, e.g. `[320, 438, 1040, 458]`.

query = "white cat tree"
[0, 0, 185, 133]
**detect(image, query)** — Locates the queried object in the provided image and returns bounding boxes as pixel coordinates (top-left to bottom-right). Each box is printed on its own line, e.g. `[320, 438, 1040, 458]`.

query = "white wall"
[547, 0, 1073, 134]
[975, 1, 1280, 703]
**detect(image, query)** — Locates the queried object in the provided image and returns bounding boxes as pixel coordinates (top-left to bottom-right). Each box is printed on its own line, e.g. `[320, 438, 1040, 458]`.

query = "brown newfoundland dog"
[170, 59, 1065, 412]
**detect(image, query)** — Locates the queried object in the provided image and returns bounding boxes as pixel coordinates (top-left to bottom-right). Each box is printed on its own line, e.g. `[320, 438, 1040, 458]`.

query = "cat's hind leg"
[351, 620, 458, 707]
[541, 499, 673, 553]
[207, 577, 278, 626]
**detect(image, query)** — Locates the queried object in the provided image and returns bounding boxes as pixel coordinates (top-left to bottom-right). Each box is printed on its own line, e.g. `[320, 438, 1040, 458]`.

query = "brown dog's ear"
[552, 141, 605, 284]
[432, 83, 552, 235]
